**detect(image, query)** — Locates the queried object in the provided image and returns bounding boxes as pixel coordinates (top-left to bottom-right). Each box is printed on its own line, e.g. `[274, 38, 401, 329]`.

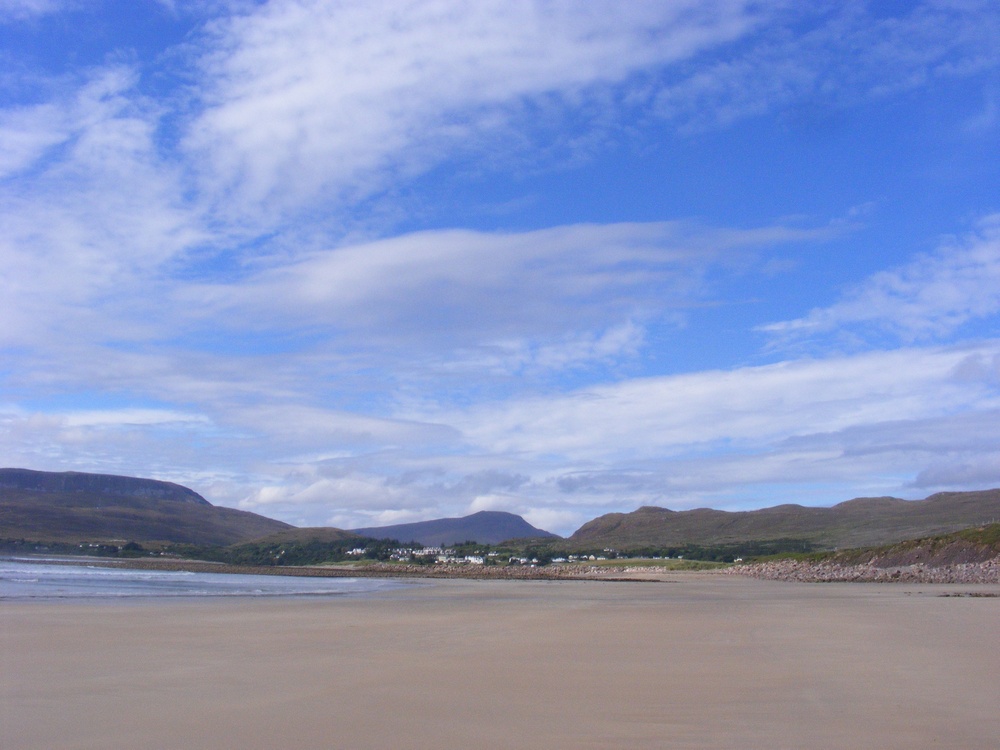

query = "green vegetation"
[0, 538, 152, 558]
[954, 522, 1000, 546]
[539, 537, 818, 563]
[0, 535, 397, 565]
[583, 558, 729, 571]
[0, 533, 818, 566]
[0, 485, 290, 546]
[6, 525, 998, 573]
[206, 537, 401, 566]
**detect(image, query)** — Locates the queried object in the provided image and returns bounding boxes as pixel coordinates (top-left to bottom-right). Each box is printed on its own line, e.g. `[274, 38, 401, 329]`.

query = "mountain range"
[567, 490, 1000, 550]
[4, 467, 1000, 553]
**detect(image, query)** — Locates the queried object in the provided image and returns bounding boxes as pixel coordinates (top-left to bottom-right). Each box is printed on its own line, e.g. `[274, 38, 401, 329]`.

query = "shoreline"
[6, 553, 670, 582]
[13, 552, 1000, 585]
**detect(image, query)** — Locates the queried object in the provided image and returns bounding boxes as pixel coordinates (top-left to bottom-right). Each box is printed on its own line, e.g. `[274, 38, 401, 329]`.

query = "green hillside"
[0, 468, 290, 546]
[568, 490, 1000, 551]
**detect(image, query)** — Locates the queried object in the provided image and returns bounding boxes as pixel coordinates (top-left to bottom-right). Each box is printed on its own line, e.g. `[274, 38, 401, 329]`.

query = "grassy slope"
[568, 490, 1000, 551]
[246, 527, 362, 545]
[0, 488, 291, 546]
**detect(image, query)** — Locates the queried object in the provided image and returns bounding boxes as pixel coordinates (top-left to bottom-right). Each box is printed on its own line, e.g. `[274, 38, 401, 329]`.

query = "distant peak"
[351, 510, 557, 545]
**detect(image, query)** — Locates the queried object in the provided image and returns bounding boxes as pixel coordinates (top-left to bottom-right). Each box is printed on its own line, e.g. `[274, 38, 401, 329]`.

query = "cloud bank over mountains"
[1, 1, 999, 533]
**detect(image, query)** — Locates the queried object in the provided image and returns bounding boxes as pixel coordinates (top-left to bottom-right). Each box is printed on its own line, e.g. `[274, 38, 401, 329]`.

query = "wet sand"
[3, 575, 999, 749]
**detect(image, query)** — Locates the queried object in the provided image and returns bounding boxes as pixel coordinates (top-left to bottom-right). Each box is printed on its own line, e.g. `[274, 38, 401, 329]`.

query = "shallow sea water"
[0, 557, 406, 600]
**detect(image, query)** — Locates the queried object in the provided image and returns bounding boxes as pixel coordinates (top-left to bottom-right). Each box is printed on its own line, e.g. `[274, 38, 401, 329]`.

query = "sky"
[2, 0, 1000, 536]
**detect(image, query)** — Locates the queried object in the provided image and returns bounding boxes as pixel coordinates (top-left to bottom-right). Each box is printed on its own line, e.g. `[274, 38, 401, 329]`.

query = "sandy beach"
[3, 574, 999, 749]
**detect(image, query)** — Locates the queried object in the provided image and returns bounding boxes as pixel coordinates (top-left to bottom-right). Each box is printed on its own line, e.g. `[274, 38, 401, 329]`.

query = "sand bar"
[3, 574, 999, 749]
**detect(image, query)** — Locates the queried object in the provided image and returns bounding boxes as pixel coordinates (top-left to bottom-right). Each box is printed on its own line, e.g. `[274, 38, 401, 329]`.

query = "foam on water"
[0, 557, 405, 600]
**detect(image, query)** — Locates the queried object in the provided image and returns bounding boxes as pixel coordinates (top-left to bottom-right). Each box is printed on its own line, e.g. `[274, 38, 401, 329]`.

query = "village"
[344, 546, 617, 566]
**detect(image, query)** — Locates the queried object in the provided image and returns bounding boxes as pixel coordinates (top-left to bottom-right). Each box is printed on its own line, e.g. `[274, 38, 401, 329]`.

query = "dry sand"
[3, 574, 999, 749]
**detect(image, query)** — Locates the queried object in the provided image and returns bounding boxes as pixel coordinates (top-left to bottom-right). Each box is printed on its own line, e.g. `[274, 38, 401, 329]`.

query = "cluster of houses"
[345, 546, 547, 566]
[345, 546, 492, 564]
[344, 545, 626, 566]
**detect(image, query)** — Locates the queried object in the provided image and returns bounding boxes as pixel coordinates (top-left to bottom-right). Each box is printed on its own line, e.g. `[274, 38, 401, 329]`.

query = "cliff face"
[0, 468, 210, 505]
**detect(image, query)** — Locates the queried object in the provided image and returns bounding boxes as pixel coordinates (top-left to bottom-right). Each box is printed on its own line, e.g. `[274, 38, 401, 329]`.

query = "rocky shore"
[723, 556, 1000, 584]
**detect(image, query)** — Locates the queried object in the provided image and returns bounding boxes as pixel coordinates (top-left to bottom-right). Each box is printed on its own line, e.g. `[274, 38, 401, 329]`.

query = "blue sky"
[2, 1, 999, 535]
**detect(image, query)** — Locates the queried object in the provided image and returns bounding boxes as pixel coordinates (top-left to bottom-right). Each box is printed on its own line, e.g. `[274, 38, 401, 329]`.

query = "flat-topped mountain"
[0, 468, 291, 546]
[0, 468, 210, 504]
[352, 510, 557, 546]
[569, 489, 1000, 551]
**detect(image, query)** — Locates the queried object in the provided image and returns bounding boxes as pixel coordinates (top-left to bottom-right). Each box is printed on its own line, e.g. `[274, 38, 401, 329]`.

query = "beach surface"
[3, 574, 998, 749]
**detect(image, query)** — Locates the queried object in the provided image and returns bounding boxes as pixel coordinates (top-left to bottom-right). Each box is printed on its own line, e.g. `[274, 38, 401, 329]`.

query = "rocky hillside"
[725, 524, 1000, 584]
[827, 523, 1000, 567]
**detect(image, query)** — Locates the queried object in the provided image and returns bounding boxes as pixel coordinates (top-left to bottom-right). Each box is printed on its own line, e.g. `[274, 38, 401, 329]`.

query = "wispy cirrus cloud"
[443, 343, 1000, 463]
[654, 1, 1000, 132]
[183, 0, 770, 222]
[0, 65, 208, 349]
[186, 221, 825, 349]
[761, 216, 1000, 346]
[0, 100, 70, 177]
[0, 0, 66, 22]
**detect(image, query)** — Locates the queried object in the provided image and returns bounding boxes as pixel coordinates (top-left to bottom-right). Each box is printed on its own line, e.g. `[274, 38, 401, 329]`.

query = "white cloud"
[654, 2, 1000, 132]
[0, 402, 224, 486]
[761, 216, 1000, 345]
[0, 66, 208, 350]
[466, 494, 517, 514]
[62, 409, 210, 428]
[237, 473, 437, 528]
[185, 221, 825, 354]
[0, 0, 64, 22]
[521, 507, 584, 537]
[443, 344, 999, 463]
[184, 0, 767, 222]
[442, 321, 647, 378]
[224, 403, 457, 453]
[0, 101, 69, 177]
[243, 475, 400, 510]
